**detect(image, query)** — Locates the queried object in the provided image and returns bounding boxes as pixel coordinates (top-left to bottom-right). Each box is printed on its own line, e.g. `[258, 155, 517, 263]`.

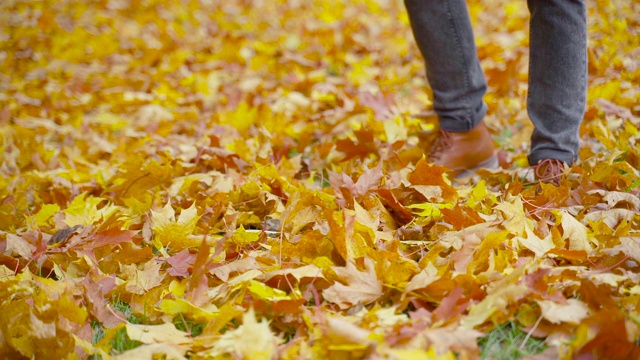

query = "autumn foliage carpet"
[1, 0, 640, 359]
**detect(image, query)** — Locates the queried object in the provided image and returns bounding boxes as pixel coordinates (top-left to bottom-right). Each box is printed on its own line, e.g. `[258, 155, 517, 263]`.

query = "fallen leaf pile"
[1, 0, 640, 358]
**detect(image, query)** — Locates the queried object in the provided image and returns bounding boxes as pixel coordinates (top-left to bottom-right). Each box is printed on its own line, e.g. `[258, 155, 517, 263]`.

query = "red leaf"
[579, 279, 616, 310]
[82, 275, 120, 328]
[187, 239, 210, 305]
[546, 248, 589, 262]
[576, 309, 640, 359]
[520, 268, 565, 302]
[354, 164, 384, 197]
[441, 205, 484, 230]
[433, 287, 469, 323]
[335, 129, 378, 161]
[165, 249, 196, 277]
[375, 189, 413, 225]
[407, 158, 457, 202]
[91, 229, 137, 248]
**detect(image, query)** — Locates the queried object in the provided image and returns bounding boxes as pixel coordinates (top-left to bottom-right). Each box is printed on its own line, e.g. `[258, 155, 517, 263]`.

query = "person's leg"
[527, 0, 588, 166]
[404, 0, 496, 176]
[404, 0, 488, 132]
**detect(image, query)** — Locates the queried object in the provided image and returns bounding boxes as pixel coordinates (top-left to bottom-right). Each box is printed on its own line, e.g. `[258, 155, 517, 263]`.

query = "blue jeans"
[404, 0, 588, 165]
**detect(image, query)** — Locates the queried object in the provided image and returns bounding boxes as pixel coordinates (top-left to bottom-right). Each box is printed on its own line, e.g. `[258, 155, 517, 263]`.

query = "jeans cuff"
[438, 102, 488, 132]
[528, 150, 576, 166]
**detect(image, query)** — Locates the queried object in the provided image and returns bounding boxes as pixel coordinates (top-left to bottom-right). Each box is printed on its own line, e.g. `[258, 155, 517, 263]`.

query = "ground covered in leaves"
[1, 0, 640, 358]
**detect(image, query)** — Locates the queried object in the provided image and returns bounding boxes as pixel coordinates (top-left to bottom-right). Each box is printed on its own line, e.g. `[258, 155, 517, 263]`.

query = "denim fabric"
[405, 0, 587, 165]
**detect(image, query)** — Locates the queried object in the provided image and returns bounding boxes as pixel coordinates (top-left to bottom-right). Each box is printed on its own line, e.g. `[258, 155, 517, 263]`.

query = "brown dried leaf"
[121, 259, 166, 295]
[323, 258, 383, 309]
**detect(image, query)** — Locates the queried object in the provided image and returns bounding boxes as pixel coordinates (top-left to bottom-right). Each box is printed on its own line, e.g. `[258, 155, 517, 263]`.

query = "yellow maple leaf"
[247, 280, 292, 301]
[405, 262, 440, 293]
[126, 322, 192, 345]
[115, 344, 189, 360]
[63, 192, 119, 227]
[385, 348, 457, 360]
[536, 299, 591, 324]
[517, 228, 555, 257]
[461, 283, 530, 329]
[231, 225, 261, 246]
[470, 230, 509, 272]
[407, 202, 452, 223]
[121, 259, 166, 295]
[323, 258, 383, 309]
[219, 101, 258, 134]
[554, 210, 594, 252]
[495, 196, 534, 236]
[151, 201, 200, 252]
[158, 299, 218, 322]
[33, 203, 60, 227]
[207, 308, 282, 359]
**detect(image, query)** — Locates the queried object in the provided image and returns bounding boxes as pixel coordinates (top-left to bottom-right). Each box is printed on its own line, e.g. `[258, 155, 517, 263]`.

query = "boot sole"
[452, 154, 499, 180]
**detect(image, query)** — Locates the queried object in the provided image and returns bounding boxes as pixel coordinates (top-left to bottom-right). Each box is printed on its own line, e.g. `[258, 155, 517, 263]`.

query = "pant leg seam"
[444, 0, 472, 129]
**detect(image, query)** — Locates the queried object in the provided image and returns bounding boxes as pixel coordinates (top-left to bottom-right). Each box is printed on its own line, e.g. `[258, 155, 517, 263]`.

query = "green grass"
[110, 298, 141, 324]
[111, 327, 142, 354]
[91, 320, 106, 344]
[173, 314, 206, 337]
[478, 321, 547, 360]
[109, 299, 143, 353]
[89, 320, 106, 360]
[91, 300, 207, 357]
[89, 319, 140, 359]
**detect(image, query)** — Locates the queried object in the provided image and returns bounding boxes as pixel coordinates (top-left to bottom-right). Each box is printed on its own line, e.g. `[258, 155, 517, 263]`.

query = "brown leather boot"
[429, 121, 498, 177]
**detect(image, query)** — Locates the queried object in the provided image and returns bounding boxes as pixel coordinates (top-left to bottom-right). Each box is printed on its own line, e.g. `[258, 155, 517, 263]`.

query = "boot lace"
[428, 130, 452, 162]
[534, 158, 566, 185]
